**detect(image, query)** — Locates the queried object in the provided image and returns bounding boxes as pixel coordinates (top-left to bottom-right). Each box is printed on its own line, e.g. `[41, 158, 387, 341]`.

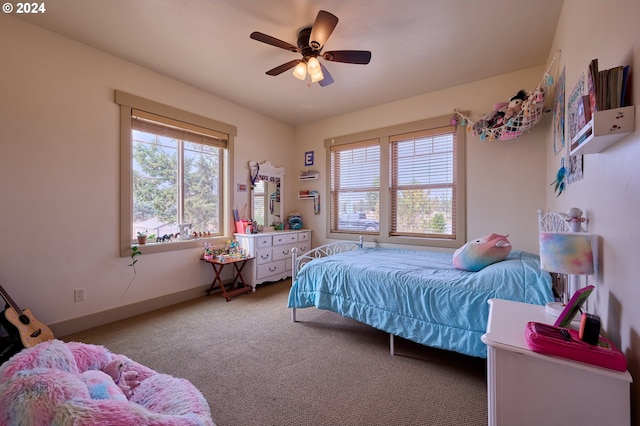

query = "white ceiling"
[16, 0, 563, 126]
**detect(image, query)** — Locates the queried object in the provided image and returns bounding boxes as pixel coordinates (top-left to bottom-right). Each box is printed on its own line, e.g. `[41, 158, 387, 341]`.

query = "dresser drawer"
[257, 260, 286, 279]
[297, 231, 310, 242]
[273, 233, 297, 246]
[272, 243, 297, 261]
[255, 248, 272, 265]
[256, 236, 272, 248]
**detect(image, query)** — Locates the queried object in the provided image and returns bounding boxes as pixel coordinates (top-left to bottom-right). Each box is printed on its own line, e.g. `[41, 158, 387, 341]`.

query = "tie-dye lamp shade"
[539, 232, 594, 275]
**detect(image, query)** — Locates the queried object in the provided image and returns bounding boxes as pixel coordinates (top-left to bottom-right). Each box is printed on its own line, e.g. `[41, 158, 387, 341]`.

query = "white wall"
[547, 0, 640, 420]
[292, 67, 549, 253]
[0, 16, 294, 333]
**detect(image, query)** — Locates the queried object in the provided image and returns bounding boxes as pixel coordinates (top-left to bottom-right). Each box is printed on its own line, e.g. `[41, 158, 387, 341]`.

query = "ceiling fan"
[250, 10, 372, 86]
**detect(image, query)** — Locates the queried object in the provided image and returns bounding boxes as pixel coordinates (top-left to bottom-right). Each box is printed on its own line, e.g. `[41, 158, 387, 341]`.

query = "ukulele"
[0, 284, 54, 348]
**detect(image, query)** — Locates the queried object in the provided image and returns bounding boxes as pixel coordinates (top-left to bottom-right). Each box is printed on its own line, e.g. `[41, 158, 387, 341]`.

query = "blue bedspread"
[288, 247, 553, 358]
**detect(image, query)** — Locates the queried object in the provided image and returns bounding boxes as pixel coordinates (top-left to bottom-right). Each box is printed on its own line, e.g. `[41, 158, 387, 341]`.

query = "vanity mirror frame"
[249, 160, 285, 230]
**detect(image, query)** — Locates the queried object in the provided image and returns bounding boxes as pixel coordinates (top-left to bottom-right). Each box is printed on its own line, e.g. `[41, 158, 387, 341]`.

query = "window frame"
[325, 115, 466, 249]
[389, 126, 457, 239]
[116, 90, 237, 256]
[329, 139, 381, 235]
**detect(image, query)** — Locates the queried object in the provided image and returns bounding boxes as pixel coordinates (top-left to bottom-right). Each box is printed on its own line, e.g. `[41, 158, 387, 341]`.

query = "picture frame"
[553, 66, 566, 155]
[304, 151, 314, 166]
[554, 285, 594, 328]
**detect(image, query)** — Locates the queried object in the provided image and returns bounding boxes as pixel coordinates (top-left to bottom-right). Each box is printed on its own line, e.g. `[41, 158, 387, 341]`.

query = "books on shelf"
[621, 65, 630, 108]
[608, 66, 624, 109]
[590, 58, 630, 112]
[588, 58, 598, 116]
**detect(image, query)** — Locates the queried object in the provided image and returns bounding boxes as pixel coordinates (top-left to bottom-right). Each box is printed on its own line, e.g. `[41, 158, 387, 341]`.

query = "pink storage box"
[525, 321, 627, 372]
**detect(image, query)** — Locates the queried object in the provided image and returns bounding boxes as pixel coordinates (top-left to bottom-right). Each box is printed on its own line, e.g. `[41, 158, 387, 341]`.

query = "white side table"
[481, 298, 632, 426]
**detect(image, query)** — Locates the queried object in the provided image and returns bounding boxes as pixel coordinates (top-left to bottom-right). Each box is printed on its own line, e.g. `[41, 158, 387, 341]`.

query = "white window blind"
[330, 139, 380, 233]
[132, 109, 227, 148]
[390, 126, 456, 238]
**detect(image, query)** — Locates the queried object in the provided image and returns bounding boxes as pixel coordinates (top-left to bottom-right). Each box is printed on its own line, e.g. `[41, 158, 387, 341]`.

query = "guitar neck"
[0, 285, 23, 316]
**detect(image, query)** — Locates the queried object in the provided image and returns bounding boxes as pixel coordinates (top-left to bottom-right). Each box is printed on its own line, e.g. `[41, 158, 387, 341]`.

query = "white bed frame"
[289, 236, 410, 354]
[289, 210, 580, 356]
[537, 207, 588, 233]
[291, 236, 363, 322]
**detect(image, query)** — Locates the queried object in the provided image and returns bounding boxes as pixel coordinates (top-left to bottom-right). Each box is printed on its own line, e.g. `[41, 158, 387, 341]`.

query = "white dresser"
[234, 230, 311, 289]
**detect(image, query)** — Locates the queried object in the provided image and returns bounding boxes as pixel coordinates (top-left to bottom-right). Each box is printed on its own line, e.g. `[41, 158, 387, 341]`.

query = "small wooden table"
[202, 256, 254, 301]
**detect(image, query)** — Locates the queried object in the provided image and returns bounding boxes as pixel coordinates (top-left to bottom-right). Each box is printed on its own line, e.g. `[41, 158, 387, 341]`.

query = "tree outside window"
[132, 132, 221, 239]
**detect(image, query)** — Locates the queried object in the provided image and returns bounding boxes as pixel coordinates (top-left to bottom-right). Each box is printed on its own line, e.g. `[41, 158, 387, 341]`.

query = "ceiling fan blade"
[323, 50, 372, 64]
[309, 10, 338, 50]
[250, 32, 299, 52]
[318, 63, 334, 87]
[266, 60, 302, 76]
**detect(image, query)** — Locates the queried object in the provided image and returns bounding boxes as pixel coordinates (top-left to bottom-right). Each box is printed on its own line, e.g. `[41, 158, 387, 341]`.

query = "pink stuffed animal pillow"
[453, 233, 512, 272]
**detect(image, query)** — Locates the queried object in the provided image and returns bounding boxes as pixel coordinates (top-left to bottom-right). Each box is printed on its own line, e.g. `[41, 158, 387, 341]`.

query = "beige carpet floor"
[63, 279, 488, 425]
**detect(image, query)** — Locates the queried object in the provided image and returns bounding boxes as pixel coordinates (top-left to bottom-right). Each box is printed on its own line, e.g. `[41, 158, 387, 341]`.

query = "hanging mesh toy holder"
[453, 50, 560, 141]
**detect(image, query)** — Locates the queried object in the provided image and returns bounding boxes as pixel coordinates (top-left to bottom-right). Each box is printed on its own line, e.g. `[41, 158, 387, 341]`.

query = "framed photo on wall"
[553, 66, 566, 155]
[304, 151, 314, 166]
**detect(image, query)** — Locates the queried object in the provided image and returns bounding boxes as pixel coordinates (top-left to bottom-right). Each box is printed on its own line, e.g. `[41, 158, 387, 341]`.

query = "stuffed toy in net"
[452, 50, 560, 141]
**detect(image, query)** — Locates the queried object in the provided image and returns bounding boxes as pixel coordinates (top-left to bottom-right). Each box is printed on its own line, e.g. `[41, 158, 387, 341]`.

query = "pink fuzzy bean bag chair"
[0, 339, 214, 426]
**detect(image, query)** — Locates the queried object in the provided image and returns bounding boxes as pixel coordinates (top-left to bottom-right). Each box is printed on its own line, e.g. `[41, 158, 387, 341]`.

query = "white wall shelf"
[570, 105, 635, 156]
[298, 192, 317, 199]
[298, 172, 319, 181]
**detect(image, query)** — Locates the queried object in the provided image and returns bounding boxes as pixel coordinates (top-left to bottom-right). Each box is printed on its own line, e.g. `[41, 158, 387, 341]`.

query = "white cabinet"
[235, 230, 311, 289]
[481, 299, 632, 426]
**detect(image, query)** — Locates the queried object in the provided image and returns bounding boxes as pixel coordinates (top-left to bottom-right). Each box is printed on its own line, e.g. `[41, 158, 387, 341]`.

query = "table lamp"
[539, 231, 594, 317]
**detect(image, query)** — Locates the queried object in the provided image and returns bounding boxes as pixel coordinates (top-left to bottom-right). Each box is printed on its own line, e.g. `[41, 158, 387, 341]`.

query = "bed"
[288, 212, 563, 359]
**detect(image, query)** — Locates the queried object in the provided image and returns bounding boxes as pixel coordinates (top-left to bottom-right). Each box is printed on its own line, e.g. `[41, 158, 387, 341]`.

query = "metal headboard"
[537, 209, 571, 233]
[537, 208, 588, 233]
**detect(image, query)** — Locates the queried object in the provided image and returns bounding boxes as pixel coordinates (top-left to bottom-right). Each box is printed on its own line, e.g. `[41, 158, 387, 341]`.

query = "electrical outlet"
[74, 288, 85, 302]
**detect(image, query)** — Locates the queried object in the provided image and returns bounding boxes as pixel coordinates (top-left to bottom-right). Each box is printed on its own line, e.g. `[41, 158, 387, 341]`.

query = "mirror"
[249, 161, 285, 230]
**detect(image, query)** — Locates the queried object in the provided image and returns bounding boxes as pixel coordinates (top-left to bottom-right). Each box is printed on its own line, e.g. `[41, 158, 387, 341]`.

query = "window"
[330, 140, 380, 233]
[252, 181, 266, 226]
[390, 127, 456, 238]
[116, 91, 237, 255]
[326, 115, 465, 248]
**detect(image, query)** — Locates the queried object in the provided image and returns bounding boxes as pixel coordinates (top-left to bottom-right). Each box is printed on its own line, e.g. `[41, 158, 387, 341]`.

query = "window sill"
[120, 236, 229, 257]
[327, 231, 463, 250]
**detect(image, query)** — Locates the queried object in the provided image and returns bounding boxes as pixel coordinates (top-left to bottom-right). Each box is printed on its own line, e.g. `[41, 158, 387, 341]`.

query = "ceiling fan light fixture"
[307, 57, 324, 82]
[306, 57, 321, 74]
[310, 68, 324, 83]
[292, 62, 307, 80]
[250, 10, 367, 87]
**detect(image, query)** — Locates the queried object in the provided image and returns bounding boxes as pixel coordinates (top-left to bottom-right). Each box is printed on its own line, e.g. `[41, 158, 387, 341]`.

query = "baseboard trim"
[53, 285, 212, 338]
